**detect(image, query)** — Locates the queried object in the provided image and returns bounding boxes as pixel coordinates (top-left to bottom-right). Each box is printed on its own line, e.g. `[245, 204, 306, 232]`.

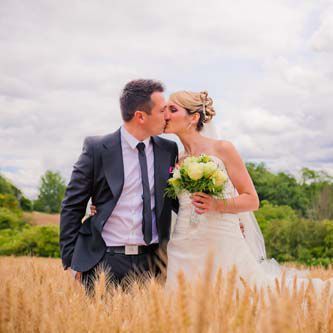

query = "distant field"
[23, 211, 60, 225]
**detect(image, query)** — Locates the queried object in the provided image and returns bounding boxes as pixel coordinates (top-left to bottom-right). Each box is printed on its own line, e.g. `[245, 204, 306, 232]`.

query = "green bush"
[0, 225, 60, 257]
[0, 193, 21, 211]
[20, 196, 33, 211]
[0, 205, 60, 258]
[0, 228, 22, 246]
[0, 208, 25, 230]
[255, 200, 298, 233]
[263, 216, 333, 267]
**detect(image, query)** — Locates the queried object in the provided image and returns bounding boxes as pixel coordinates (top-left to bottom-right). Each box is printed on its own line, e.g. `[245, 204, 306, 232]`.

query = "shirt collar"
[121, 126, 151, 150]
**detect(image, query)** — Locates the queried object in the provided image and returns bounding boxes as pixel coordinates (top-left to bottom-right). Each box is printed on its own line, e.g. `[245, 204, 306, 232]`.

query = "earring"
[186, 122, 192, 130]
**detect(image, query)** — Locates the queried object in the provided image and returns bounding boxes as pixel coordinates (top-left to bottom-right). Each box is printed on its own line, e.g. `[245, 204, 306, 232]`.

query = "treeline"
[247, 163, 333, 220]
[0, 164, 333, 266]
[247, 163, 333, 266]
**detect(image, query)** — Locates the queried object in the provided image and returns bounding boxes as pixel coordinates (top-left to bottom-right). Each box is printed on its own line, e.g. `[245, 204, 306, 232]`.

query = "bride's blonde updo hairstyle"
[169, 90, 216, 131]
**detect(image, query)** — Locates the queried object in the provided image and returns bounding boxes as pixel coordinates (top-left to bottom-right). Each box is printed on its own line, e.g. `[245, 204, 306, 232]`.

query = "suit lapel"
[152, 136, 172, 222]
[101, 128, 124, 202]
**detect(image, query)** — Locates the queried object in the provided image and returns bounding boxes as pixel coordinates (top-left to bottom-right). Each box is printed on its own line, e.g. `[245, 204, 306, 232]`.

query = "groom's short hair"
[120, 79, 164, 122]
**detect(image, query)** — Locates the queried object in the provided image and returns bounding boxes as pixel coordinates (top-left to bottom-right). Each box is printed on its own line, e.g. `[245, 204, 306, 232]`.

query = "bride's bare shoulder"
[215, 140, 242, 166]
[215, 139, 236, 153]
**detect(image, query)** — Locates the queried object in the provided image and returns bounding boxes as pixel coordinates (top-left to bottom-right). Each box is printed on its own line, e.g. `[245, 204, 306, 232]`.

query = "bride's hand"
[191, 192, 219, 214]
[89, 205, 97, 216]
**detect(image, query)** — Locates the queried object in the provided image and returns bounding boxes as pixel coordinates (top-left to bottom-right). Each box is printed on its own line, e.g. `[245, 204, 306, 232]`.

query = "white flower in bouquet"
[187, 162, 204, 180]
[183, 156, 198, 167]
[212, 169, 228, 187]
[173, 168, 181, 179]
[203, 161, 218, 178]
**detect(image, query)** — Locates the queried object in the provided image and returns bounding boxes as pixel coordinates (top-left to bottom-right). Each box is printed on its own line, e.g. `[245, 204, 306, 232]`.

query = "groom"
[60, 79, 178, 290]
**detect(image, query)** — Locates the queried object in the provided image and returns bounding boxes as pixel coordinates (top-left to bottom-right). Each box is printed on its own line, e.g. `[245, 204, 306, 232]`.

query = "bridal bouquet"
[165, 154, 228, 223]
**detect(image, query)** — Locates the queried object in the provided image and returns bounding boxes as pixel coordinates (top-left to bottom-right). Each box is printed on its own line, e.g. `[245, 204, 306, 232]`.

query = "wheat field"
[0, 256, 332, 333]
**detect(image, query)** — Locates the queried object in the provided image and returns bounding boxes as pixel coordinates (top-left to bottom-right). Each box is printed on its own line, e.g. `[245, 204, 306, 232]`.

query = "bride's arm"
[192, 141, 259, 214]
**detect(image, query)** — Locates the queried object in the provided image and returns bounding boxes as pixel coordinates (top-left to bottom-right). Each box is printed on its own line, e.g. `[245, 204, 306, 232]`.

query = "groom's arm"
[60, 137, 94, 270]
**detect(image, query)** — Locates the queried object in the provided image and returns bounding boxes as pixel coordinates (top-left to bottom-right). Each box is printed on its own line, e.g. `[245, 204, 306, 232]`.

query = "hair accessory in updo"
[199, 91, 215, 123]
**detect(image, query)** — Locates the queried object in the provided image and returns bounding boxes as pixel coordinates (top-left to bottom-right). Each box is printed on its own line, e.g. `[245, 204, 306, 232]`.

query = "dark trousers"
[81, 245, 163, 295]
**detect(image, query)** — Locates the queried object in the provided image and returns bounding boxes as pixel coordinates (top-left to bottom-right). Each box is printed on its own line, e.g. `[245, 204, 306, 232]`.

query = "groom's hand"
[89, 205, 97, 216]
[75, 272, 82, 282]
[70, 268, 82, 282]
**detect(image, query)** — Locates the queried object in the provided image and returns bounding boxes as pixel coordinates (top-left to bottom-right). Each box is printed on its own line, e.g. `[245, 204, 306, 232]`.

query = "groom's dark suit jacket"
[60, 128, 179, 272]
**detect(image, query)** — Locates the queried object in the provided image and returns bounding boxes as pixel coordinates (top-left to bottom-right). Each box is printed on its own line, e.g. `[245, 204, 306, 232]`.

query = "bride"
[162, 90, 333, 293]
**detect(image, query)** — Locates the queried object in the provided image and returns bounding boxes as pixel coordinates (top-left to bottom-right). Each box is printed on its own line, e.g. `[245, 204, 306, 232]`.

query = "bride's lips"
[164, 122, 170, 132]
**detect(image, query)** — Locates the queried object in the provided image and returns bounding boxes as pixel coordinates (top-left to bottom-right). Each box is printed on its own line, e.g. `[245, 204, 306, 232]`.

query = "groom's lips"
[163, 123, 169, 132]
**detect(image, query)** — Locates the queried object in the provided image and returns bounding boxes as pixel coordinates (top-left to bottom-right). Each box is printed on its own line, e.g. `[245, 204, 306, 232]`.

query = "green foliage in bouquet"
[165, 154, 227, 199]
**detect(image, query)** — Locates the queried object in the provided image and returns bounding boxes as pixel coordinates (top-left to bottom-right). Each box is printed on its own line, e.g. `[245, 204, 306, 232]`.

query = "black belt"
[106, 243, 159, 255]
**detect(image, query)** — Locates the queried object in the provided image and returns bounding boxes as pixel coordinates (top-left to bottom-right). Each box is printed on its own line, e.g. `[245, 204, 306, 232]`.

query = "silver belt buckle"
[125, 245, 139, 255]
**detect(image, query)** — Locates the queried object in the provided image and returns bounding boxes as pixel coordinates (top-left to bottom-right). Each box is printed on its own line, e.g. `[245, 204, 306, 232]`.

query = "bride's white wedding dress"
[166, 155, 333, 294]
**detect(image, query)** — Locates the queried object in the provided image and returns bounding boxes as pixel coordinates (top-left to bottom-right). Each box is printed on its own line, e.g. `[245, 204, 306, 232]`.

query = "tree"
[34, 170, 66, 213]
[246, 162, 309, 215]
[0, 175, 14, 194]
[301, 167, 332, 185]
[0, 174, 32, 211]
[254, 200, 298, 234]
[299, 168, 333, 220]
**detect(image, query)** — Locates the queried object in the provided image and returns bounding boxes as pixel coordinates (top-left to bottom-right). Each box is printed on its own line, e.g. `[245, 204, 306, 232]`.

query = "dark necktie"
[136, 142, 152, 245]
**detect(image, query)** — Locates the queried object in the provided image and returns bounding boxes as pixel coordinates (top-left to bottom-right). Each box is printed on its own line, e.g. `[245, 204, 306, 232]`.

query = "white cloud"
[0, 0, 332, 198]
[310, 3, 333, 53]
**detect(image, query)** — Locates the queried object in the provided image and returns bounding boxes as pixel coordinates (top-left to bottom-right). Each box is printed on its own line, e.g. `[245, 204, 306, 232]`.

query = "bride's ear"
[192, 113, 200, 125]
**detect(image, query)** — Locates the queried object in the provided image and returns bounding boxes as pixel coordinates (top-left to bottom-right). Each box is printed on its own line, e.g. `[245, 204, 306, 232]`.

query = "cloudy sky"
[1, 0, 332, 199]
